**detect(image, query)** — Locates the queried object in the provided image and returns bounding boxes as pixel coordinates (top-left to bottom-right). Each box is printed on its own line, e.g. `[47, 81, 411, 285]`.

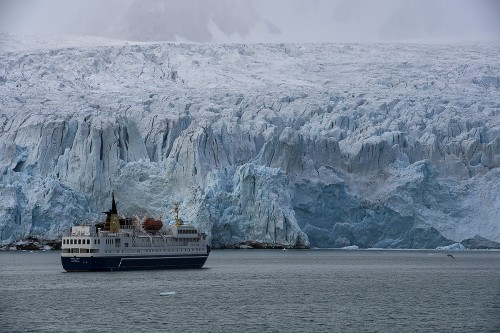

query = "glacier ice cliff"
[0, 34, 499, 248]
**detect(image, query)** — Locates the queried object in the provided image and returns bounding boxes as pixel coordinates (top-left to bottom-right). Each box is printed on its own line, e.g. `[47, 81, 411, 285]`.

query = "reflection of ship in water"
[61, 194, 210, 272]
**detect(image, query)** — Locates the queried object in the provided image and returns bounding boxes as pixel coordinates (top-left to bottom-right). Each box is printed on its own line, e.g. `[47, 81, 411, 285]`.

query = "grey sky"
[0, 0, 498, 43]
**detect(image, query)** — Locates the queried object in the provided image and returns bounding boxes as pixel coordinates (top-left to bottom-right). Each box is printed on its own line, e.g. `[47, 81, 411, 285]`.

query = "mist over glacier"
[1, 0, 499, 43]
[0, 34, 499, 248]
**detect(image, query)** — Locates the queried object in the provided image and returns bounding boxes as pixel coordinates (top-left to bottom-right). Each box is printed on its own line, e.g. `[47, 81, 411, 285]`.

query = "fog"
[0, 0, 499, 43]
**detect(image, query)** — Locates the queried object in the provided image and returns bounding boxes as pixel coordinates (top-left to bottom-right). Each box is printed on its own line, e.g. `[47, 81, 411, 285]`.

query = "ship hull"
[61, 254, 209, 272]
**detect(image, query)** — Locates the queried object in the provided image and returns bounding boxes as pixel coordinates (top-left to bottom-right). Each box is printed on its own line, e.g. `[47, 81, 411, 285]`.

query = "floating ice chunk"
[436, 243, 465, 251]
[342, 245, 359, 250]
[160, 291, 176, 296]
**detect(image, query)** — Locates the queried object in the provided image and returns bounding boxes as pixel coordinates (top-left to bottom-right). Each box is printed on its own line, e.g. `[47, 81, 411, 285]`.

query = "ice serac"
[0, 34, 499, 248]
[202, 163, 308, 247]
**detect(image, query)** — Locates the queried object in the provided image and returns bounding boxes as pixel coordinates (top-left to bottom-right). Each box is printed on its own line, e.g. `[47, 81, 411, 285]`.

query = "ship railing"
[158, 231, 168, 243]
[63, 231, 97, 237]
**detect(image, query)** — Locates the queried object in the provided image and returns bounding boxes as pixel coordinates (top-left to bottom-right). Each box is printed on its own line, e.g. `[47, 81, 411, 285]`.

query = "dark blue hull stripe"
[61, 255, 209, 272]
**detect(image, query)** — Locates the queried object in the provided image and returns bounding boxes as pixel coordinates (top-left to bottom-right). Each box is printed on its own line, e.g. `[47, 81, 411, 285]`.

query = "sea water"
[0, 250, 499, 333]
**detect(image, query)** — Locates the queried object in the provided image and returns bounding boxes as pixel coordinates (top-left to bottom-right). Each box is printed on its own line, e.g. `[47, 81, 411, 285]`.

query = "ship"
[61, 194, 210, 272]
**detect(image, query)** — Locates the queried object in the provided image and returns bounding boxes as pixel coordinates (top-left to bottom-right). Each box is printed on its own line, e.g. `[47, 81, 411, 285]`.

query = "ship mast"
[174, 203, 181, 227]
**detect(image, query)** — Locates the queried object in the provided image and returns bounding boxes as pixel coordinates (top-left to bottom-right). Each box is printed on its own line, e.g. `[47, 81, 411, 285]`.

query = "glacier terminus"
[0, 34, 499, 249]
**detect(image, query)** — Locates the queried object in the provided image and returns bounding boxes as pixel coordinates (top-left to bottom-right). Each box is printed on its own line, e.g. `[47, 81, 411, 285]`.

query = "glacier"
[0, 33, 499, 248]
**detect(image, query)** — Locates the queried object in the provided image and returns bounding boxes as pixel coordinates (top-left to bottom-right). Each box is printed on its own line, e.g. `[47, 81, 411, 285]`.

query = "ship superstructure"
[61, 195, 210, 271]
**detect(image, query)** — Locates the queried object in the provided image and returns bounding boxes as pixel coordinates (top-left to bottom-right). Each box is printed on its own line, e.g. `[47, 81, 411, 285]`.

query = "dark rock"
[461, 235, 500, 249]
[214, 240, 308, 250]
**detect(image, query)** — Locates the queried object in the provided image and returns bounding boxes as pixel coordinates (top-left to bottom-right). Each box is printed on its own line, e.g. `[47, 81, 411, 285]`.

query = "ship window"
[70, 239, 73, 244]
[81, 249, 89, 253]
[98, 239, 100, 244]
[90, 249, 99, 253]
[125, 243, 129, 247]
[62, 249, 70, 253]
[115, 239, 120, 247]
[87, 239, 90, 244]
[77, 239, 81, 244]
[71, 248, 80, 253]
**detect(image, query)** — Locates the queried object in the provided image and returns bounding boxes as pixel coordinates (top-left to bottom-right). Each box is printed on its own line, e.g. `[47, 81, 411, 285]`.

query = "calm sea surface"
[0, 249, 499, 333]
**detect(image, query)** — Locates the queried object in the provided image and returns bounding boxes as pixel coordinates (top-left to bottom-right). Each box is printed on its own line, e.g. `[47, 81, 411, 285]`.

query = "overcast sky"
[1, 0, 499, 43]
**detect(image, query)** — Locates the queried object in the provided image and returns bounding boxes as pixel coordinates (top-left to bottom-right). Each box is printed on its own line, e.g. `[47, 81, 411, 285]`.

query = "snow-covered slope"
[1, 34, 499, 248]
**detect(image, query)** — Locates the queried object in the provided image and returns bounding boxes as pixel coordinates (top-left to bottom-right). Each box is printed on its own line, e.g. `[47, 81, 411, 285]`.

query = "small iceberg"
[160, 291, 176, 296]
[341, 245, 359, 250]
[436, 243, 465, 251]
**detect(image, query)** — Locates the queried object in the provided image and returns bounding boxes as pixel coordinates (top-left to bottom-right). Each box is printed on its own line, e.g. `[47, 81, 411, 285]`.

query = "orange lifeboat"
[143, 217, 163, 231]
